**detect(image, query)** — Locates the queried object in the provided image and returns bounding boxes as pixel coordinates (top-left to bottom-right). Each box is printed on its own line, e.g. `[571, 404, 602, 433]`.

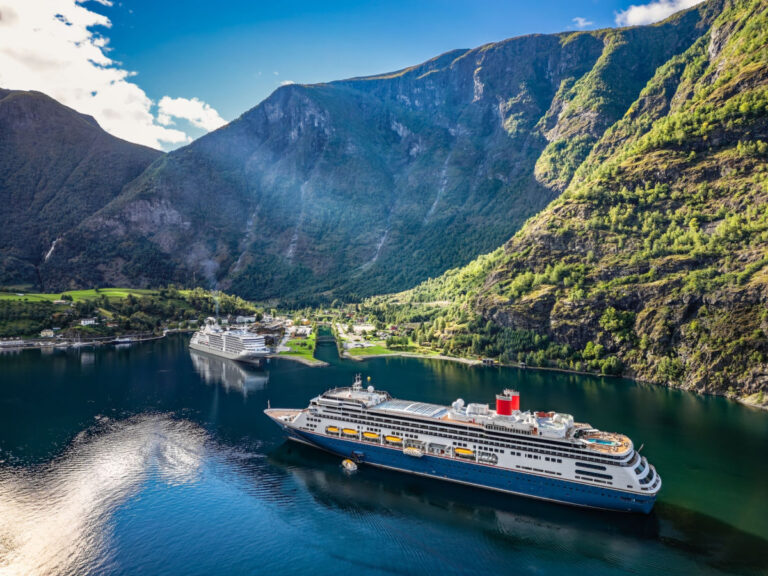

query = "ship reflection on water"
[270, 442, 768, 576]
[189, 349, 269, 396]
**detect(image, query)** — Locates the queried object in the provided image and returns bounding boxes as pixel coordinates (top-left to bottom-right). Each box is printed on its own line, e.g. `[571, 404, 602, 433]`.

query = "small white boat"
[341, 458, 358, 472]
[403, 447, 423, 458]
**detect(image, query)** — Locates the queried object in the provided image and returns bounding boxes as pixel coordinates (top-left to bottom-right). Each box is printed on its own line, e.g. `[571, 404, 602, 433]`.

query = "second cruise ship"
[266, 375, 661, 513]
[189, 320, 271, 363]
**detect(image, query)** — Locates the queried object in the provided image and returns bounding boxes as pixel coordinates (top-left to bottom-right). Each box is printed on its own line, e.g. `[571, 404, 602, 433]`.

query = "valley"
[2, 0, 767, 404]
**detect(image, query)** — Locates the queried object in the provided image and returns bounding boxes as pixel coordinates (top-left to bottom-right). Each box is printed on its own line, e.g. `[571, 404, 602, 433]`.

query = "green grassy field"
[0, 288, 157, 302]
[346, 344, 394, 356]
[279, 331, 318, 362]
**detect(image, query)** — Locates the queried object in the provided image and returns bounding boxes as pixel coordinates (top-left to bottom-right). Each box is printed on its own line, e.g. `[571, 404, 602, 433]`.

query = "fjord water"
[0, 336, 766, 576]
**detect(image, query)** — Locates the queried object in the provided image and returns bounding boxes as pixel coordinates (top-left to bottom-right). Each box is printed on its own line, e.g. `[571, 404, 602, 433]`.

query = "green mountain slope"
[363, 0, 768, 403]
[41, 3, 719, 302]
[0, 89, 162, 289]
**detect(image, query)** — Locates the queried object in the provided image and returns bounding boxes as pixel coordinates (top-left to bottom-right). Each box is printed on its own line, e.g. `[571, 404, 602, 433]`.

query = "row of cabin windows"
[576, 476, 613, 486]
[319, 407, 630, 466]
[575, 469, 613, 480]
[328, 405, 576, 451]
[321, 411, 531, 451]
[576, 461, 606, 471]
[516, 465, 562, 476]
[322, 411, 615, 465]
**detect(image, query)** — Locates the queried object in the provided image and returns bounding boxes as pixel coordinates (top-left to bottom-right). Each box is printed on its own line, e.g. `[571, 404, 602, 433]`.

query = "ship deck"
[266, 409, 301, 423]
[440, 414, 480, 426]
[580, 431, 632, 455]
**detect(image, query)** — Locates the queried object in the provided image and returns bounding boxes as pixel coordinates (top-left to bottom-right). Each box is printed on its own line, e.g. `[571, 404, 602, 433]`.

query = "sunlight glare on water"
[0, 415, 206, 576]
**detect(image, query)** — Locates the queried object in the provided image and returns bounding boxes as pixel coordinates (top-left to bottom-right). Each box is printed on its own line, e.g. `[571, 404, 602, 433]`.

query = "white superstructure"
[189, 320, 271, 362]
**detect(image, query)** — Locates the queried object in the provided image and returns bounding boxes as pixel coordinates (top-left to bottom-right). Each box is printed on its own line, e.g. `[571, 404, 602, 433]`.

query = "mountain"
[364, 0, 768, 403]
[40, 3, 720, 301]
[0, 89, 162, 289]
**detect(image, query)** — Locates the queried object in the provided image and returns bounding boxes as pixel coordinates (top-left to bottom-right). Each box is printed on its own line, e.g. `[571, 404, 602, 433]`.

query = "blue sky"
[100, 0, 679, 120]
[0, 0, 704, 148]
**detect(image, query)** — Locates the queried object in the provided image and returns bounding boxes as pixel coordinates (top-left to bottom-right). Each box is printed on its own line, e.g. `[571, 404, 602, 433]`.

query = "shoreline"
[343, 350, 481, 366]
[0, 333, 168, 351]
[338, 347, 768, 412]
[274, 354, 329, 367]
[7, 331, 765, 411]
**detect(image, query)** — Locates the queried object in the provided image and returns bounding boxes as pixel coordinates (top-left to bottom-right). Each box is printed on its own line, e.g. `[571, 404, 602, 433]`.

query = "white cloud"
[0, 0, 226, 149]
[157, 96, 226, 131]
[615, 0, 704, 27]
[279, 80, 295, 86]
[572, 17, 594, 29]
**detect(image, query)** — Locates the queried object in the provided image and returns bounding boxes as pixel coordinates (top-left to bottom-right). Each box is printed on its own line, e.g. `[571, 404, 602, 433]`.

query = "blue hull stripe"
[283, 426, 656, 514]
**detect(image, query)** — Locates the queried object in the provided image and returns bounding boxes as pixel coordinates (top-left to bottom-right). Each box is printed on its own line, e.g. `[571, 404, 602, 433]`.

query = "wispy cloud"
[279, 80, 295, 86]
[0, 0, 226, 149]
[615, 0, 704, 27]
[157, 96, 226, 131]
[572, 17, 593, 29]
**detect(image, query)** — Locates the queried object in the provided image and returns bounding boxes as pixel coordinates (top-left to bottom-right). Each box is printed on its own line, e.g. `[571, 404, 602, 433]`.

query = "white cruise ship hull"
[189, 340, 268, 363]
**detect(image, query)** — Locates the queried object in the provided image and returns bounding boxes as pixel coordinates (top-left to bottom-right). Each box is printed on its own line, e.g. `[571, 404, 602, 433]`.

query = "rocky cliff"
[365, 0, 768, 403]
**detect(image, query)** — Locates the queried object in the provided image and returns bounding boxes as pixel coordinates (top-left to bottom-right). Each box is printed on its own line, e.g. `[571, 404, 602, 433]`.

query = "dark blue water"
[0, 335, 766, 575]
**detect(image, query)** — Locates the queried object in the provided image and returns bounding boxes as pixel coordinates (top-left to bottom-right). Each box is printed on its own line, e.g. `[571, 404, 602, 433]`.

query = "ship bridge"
[315, 375, 391, 408]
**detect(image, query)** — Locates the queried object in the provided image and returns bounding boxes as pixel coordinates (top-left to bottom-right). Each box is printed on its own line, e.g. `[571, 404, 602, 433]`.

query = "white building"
[80, 318, 98, 326]
[294, 326, 312, 337]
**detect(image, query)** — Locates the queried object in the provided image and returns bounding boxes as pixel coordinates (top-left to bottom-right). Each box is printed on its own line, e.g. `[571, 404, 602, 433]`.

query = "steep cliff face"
[41, 3, 716, 301]
[479, 0, 768, 398]
[369, 0, 768, 402]
[0, 90, 162, 289]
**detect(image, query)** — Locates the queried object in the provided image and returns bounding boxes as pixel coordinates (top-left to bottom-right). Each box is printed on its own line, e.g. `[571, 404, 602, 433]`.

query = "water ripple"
[0, 414, 207, 576]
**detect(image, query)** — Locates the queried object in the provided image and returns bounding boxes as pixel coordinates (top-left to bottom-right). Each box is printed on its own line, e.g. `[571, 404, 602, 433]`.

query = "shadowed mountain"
[0, 89, 162, 289]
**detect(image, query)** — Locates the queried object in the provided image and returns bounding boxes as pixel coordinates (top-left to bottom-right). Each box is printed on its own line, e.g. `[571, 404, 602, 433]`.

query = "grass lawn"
[346, 341, 443, 357]
[0, 288, 157, 302]
[347, 344, 394, 356]
[279, 335, 317, 361]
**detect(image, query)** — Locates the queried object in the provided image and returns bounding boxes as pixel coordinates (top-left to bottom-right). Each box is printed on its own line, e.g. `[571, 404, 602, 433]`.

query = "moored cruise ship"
[265, 375, 661, 513]
[189, 321, 271, 362]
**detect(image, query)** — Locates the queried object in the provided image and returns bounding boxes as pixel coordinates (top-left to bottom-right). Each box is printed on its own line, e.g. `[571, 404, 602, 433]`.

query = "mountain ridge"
[363, 0, 768, 402]
[37, 2, 720, 302]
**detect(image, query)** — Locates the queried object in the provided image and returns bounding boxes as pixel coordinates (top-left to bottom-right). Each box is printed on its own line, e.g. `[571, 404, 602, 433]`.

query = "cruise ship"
[189, 321, 271, 362]
[265, 375, 661, 513]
